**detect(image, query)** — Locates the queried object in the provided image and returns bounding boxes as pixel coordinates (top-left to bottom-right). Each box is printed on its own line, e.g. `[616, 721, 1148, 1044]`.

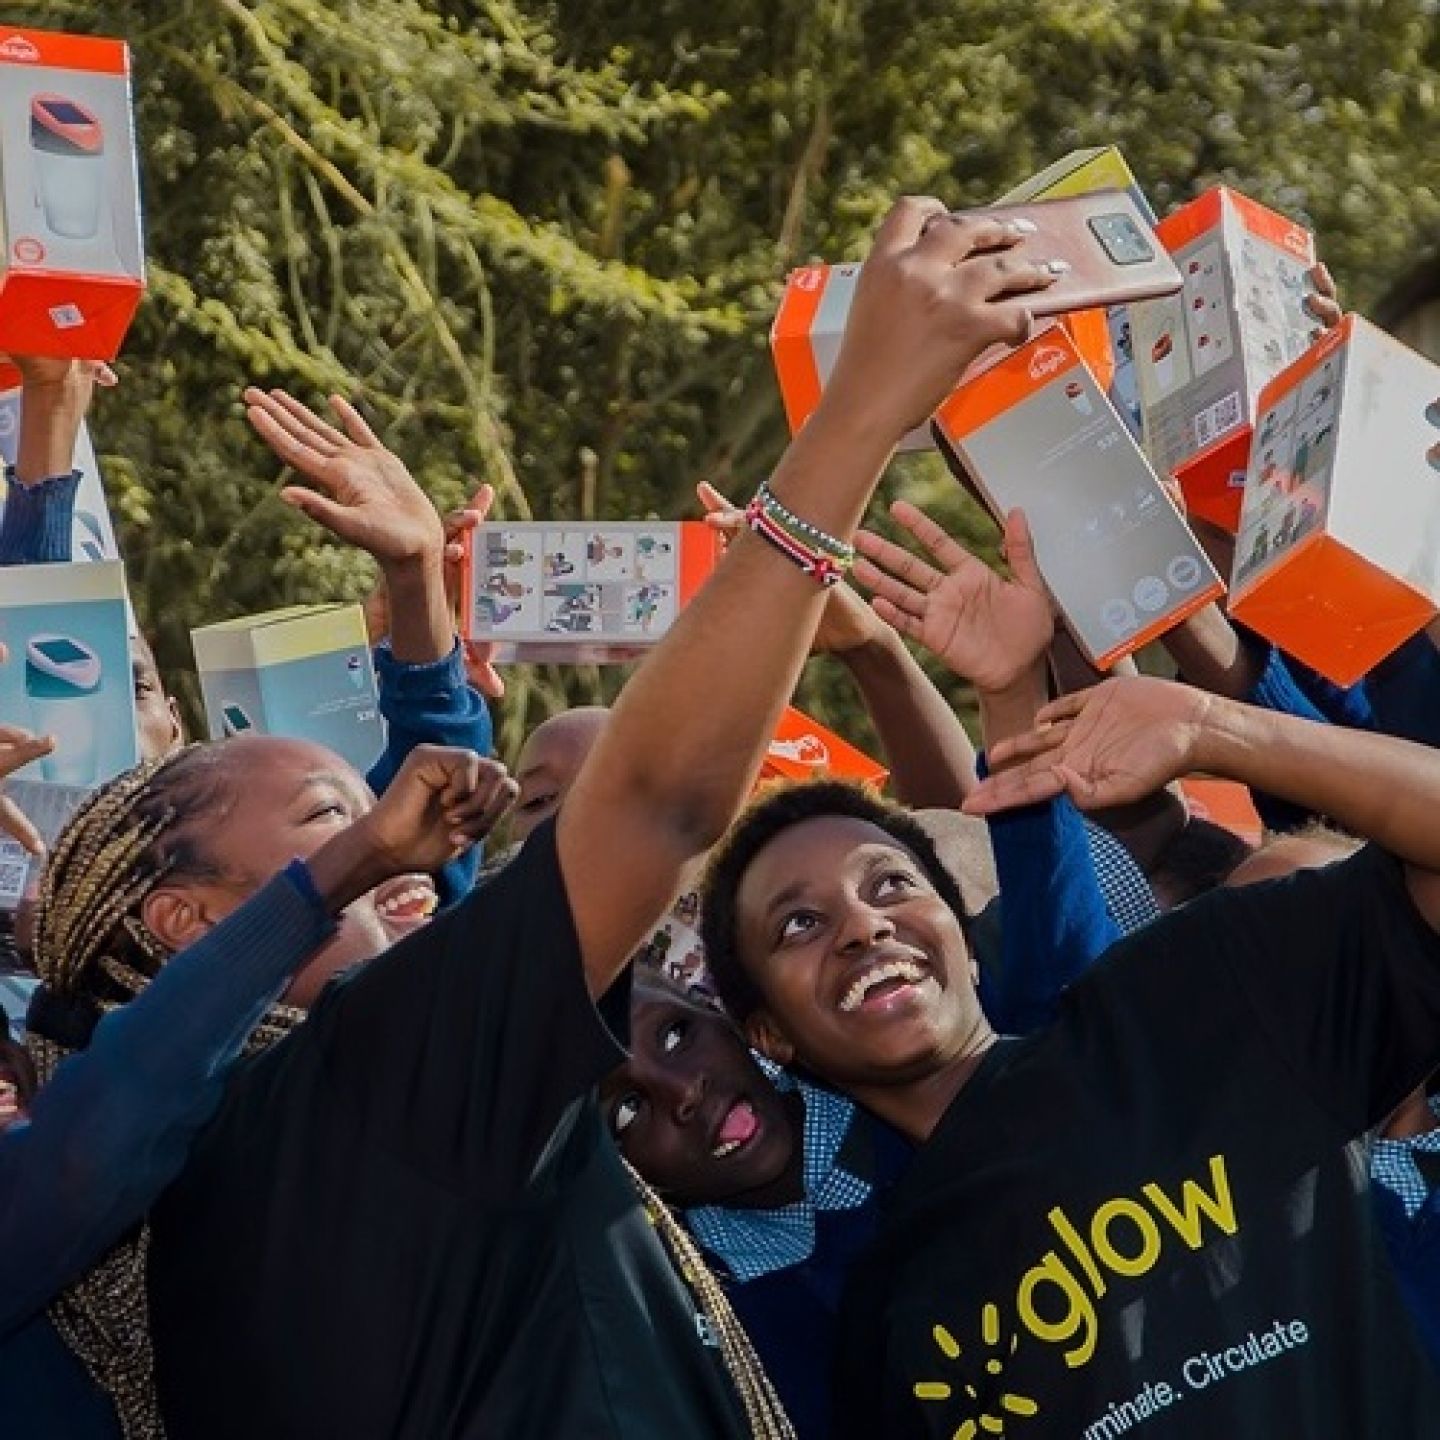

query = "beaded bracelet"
[754, 480, 856, 564]
[745, 496, 848, 587]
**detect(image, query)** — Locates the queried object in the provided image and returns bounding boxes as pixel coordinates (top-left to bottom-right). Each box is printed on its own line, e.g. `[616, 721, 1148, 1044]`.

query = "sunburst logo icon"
[912, 1303, 1039, 1438]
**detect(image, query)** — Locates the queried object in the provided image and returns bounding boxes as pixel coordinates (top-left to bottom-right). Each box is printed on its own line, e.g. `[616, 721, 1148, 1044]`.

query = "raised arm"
[560, 201, 1060, 994]
[968, 677, 1440, 928]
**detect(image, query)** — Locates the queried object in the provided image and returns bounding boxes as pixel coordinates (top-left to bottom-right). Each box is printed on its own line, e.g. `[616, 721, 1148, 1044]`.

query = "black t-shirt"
[835, 845, 1440, 1439]
[148, 822, 748, 1440]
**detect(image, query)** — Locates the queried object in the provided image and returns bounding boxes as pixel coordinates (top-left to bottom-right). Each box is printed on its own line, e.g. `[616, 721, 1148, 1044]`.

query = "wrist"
[303, 823, 395, 913]
[977, 663, 1049, 748]
[834, 625, 902, 668]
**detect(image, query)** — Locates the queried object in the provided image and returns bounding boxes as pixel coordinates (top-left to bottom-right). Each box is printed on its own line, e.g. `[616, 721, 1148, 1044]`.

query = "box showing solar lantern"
[1228, 315, 1440, 687]
[461, 521, 724, 663]
[0, 25, 145, 359]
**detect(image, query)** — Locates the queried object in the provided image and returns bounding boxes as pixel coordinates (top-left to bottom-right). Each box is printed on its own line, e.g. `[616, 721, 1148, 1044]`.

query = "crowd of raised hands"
[2, 197, 1440, 1440]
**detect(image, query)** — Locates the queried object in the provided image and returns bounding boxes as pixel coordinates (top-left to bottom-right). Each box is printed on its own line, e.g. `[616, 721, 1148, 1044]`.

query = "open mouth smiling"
[837, 949, 937, 1015]
[711, 1098, 761, 1159]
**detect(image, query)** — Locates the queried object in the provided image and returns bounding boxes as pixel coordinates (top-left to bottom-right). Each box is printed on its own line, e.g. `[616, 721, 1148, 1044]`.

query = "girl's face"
[601, 991, 801, 1209]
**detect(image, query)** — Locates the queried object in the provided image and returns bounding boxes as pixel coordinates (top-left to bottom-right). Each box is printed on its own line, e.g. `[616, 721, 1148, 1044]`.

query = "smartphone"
[957, 190, 1183, 316]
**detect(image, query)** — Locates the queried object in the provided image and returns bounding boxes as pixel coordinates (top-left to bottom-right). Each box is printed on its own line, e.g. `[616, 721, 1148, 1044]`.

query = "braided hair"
[25, 746, 304, 1440]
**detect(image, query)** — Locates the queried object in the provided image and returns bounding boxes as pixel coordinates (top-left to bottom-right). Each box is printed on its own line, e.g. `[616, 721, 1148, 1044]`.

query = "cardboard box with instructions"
[0, 26, 146, 360]
[461, 520, 723, 664]
[1128, 187, 1316, 532]
[760, 705, 889, 788]
[191, 604, 385, 773]
[1228, 314, 1440, 687]
[932, 323, 1223, 670]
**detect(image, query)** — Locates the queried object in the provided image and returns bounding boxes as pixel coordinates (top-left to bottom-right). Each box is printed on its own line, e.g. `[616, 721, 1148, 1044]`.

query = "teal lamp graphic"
[25, 633, 103, 785]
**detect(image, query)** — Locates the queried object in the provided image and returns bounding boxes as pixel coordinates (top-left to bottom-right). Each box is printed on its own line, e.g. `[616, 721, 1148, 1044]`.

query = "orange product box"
[932, 323, 1223, 670]
[1127, 188, 1316, 532]
[1228, 314, 1440, 687]
[0, 27, 145, 360]
[460, 520, 723, 664]
[770, 261, 1113, 453]
[760, 705, 889, 787]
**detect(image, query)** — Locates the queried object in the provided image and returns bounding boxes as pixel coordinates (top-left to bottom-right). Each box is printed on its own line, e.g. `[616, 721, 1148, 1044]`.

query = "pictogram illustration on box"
[0, 26, 146, 360]
[1228, 314, 1440, 687]
[932, 323, 1223, 670]
[461, 520, 723, 664]
[1128, 188, 1316, 531]
[760, 705, 889, 787]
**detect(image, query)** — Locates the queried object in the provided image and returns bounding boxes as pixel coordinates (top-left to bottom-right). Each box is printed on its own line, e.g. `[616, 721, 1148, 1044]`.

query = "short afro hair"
[700, 779, 970, 1023]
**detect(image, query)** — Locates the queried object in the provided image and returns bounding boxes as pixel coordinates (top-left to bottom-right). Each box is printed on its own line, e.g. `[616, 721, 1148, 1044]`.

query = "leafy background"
[10, 0, 1440, 757]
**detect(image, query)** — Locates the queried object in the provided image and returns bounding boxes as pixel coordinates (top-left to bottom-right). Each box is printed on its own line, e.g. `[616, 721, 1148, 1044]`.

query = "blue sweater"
[0, 867, 336, 1438]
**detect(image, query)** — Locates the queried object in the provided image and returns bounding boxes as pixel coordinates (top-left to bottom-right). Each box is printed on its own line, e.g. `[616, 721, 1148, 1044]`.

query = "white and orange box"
[760, 705, 889, 788]
[932, 323, 1223, 669]
[0, 26, 145, 360]
[771, 266, 1114, 455]
[461, 520, 724, 664]
[1128, 188, 1315, 532]
[1228, 314, 1440, 687]
[995, 146, 1155, 440]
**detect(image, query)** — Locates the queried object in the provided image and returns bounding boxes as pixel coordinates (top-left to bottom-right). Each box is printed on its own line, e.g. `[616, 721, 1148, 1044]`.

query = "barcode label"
[48, 304, 85, 330]
[0, 851, 30, 907]
[1193, 391, 1243, 451]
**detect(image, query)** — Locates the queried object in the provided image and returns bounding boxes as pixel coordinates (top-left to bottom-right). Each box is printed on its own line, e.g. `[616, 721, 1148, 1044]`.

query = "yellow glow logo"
[913, 1303, 1040, 1437]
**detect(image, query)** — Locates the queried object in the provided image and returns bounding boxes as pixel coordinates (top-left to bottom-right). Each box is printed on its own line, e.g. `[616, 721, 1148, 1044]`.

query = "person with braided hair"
[0, 739, 516, 1439]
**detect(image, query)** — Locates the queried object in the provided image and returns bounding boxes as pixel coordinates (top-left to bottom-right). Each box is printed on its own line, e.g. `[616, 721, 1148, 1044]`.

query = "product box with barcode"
[760, 705, 889, 787]
[1228, 315, 1440, 686]
[1127, 187, 1316, 532]
[932, 324, 1223, 669]
[192, 604, 384, 772]
[461, 521, 724, 664]
[0, 361, 119, 560]
[0, 560, 137, 791]
[0, 27, 145, 360]
[771, 266, 1114, 455]
[995, 146, 1155, 441]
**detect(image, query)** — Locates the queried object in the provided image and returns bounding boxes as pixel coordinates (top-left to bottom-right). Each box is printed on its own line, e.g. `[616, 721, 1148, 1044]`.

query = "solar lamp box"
[0, 361, 120, 561]
[0, 560, 137, 802]
[770, 263, 1115, 456]
[931, 323, 1224, 670]
[0, 26, 145, 360]
[995, 146, 1157, 441]
[191, 604, 385, 773]
[1228, 314, 1440, 687]
[759, 705, 889, 788]
[1128, 187, 1316, 532]
[460, 521, 724, 664]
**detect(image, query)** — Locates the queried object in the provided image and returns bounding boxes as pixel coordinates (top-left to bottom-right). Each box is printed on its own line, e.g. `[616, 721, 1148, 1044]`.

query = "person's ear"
[745, 1008, 796, 1067]
[140, 885, 211, 953]
[166, 698, 185, 748]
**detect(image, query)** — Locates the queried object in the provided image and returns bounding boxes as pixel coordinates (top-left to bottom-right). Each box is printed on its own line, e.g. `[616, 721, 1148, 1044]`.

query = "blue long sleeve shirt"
[0, 465, 80, 566]
[0, 866, 336, 1438]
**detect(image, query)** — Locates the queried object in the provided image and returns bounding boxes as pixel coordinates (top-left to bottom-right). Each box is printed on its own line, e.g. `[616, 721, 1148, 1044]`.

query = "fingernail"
[1006, 218, 1039, 236]
[1043, 258, 1071, 275]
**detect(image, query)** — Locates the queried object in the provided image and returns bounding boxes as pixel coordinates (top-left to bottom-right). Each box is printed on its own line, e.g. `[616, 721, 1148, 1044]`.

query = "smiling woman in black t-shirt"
[700, 675, 1440, 1439]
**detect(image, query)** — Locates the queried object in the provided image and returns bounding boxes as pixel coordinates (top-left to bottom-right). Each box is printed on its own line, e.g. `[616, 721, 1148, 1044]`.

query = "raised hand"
[1303, 262, 1341, 335]
[822, 203, 1061, 439]
[853, 500, 1053, 693]
[0, 642, 54, 856]
[244, 388, 444, 567]
[695, 480, 883, 655]
[357, 744, 517, 876]
[963, 676, 1213, 815]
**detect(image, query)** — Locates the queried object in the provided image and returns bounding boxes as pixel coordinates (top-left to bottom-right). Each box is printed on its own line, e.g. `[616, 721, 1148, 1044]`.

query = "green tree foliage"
[10, 0, 1440, 754]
